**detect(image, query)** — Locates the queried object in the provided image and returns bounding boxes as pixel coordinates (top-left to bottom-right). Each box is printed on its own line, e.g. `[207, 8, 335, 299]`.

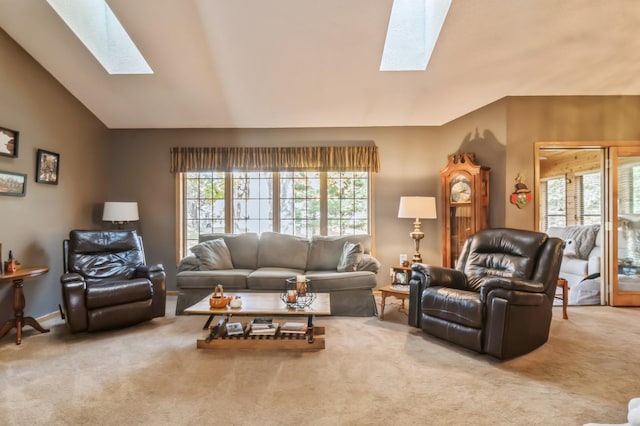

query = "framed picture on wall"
[0, 126, 19, 158]
[0, 170, 27, 196]
[36, 149, 60, 185]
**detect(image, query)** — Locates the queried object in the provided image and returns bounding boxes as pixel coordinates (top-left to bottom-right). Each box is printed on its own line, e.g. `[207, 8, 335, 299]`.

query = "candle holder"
[281, 277, 316, 309]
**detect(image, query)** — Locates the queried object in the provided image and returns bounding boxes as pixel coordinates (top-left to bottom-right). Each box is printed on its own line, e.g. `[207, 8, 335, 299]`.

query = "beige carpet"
[1, 296, 639, 426]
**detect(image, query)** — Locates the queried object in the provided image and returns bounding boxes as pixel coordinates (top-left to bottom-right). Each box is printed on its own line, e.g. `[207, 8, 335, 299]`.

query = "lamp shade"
[102, 202, 139, 222]
[398, 196, 437, 219]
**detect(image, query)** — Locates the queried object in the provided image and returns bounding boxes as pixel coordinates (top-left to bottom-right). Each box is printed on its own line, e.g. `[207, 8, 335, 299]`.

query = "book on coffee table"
[281, 321, 308, 334]
[226, 322, 244, 336]
[250, 322, 279, 336]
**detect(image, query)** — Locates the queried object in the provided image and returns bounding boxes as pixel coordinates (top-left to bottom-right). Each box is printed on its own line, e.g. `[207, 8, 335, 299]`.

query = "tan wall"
[0, 29, 109, 323]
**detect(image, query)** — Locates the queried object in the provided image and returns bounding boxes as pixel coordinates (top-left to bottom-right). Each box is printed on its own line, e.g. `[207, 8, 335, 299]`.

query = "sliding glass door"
[610, 147, 640, 306]
[536, 142, 640, 307]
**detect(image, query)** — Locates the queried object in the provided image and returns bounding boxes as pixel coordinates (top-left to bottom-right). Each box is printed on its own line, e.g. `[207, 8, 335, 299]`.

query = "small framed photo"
[0, 170, 27, 197]
[0, 126, 19, 158]
[392, 267, 411, 285]
[36, 149, 60, 185]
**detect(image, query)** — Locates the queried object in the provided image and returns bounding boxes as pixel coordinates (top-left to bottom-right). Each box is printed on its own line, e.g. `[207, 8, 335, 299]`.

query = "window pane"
[280, 172, 321, 239]
[232, 172, 273, 234]
[327, 172, 369, 235]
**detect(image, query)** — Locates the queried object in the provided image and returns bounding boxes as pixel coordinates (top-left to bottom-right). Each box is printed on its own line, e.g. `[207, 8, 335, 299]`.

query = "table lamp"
[102, 202, 139, 228]
[398, 196, 437, 263]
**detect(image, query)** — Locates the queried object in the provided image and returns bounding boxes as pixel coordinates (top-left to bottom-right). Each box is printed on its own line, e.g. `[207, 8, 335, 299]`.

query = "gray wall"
[0, 29, 109, 325]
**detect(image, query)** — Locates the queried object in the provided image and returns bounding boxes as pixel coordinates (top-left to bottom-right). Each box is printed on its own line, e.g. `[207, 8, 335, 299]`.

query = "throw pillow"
[563, 239, 577, 257]
[337, 241, 363, 272]
[190, 239, 234, 270]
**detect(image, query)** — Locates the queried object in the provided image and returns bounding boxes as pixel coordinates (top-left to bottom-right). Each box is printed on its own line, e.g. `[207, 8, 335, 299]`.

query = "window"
[181, 171, 370, 253]
[578, 172, 601, 225]
[542, 177, 566, 230]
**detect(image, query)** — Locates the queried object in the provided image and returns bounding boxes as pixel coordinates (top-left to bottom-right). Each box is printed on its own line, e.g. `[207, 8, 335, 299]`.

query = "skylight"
[380, 0, 452, 71]
[47, 0, 153, 75]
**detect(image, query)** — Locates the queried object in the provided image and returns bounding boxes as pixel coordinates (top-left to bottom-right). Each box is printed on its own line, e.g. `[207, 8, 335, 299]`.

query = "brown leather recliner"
[408, 228, 564, 359]
[60, 230, 166, 333]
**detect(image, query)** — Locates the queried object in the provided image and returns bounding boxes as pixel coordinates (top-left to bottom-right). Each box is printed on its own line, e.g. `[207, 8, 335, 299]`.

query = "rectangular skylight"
[380, 0, 452, 71]
[47, 0, 153, 74]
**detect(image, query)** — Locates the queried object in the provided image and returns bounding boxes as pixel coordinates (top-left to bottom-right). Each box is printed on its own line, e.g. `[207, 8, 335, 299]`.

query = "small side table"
[379, 285, 410, 320]
[0, 266, 50, 345]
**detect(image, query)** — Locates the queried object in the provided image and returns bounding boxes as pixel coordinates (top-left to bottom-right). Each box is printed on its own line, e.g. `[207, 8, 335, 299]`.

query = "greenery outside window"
[181, 171, 370, 254]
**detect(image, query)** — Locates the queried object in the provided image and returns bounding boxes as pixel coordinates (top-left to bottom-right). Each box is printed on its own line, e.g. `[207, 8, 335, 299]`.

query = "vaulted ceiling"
[1, 0, 639, 129]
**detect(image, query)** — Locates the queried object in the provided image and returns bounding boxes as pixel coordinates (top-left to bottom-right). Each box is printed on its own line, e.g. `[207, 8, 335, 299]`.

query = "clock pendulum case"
[440, 152, 490, 268]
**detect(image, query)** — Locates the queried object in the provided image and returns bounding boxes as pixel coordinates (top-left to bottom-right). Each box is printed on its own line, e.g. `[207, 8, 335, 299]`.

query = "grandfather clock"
[440, 152, 490, 268]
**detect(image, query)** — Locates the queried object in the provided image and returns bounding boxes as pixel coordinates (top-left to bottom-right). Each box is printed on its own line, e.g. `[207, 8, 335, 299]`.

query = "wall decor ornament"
[36, 149, 60, 185]
[510, 173, 532, 209]
[0, 126, 19, 158]
[0, 170, 27, 196]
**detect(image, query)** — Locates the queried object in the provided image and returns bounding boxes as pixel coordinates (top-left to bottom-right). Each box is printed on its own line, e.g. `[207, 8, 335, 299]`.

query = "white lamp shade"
[102, 202, 139, 222]
[398, 196, 437, 219]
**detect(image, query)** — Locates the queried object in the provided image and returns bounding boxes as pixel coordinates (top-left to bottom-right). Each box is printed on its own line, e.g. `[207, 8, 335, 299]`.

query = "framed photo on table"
[36, 149, 60, 185]
[391, 267, 411, 286]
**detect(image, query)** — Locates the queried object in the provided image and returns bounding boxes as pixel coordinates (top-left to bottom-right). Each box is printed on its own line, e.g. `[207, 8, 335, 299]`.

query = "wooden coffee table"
[184, 292, 331, 351]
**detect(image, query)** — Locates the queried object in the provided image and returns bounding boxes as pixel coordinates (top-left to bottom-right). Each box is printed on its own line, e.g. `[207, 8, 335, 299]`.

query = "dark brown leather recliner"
[60, 230, 166, 333]
[408, 228, 564, 359]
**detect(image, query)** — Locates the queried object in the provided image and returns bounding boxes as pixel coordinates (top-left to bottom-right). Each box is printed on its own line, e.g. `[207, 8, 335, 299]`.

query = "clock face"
[450, 175, 471, 203]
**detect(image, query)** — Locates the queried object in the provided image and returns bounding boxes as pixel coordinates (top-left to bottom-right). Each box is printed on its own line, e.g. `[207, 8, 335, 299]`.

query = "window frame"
[175, 171, 374, 262]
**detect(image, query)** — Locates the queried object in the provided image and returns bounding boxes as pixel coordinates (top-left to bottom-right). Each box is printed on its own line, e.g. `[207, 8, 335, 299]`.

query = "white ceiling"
[1, 0, 640, 129]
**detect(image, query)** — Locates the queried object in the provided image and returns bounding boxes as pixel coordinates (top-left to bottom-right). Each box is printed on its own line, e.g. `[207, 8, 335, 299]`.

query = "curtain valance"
[170, 146, 380, 173]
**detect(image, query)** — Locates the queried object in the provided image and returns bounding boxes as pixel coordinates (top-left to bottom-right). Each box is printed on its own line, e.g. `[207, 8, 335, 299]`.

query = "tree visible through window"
[182, 171, 370, 252]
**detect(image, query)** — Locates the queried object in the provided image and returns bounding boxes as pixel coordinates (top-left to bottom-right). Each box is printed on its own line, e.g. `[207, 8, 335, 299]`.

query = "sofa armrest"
[60, 273, 88, 333]
[408, 264, 467, 328]
[479, 277, 545, 302]
[177, 255, 201, 272]
[356, 254, 381, 273]
[136, 265, 166, 318]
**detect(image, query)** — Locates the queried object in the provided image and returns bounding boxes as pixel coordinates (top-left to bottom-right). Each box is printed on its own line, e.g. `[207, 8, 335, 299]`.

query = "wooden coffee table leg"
[307, 314, 315, 343]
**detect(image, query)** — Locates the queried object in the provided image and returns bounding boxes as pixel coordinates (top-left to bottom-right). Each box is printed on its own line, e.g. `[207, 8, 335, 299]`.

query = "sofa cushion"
[563, 239, 577, 257]
[307, 234, 372, 270]
[547, 225, 599, 260]
[190, 239, 234, 270]
[258, 232, 309, 270]
[175, 270, 251, 289]
[337, 242, 363, 272]
[199, 233, 259, 269]
[304, 271, 377, 291]
[247, 267, 305, 290]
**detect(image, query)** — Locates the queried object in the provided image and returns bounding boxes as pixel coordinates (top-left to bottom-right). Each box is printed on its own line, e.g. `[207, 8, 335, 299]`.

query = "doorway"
[535, 142, 640, 307]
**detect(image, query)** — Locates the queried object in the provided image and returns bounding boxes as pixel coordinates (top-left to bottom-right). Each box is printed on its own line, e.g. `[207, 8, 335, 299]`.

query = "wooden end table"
[0, 266, 50, 345]
[379, 284, 410, 320]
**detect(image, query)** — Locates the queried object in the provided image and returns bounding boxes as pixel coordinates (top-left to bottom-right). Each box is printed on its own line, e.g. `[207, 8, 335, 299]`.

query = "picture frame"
[0, 126, 19, 158]
[0, 170, 27, 196]
[36, 149, 60, 185]
[391, 267, 411, 285]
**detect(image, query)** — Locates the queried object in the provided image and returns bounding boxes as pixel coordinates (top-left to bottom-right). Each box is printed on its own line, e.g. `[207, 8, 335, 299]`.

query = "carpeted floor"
[1, 296, 639, 426]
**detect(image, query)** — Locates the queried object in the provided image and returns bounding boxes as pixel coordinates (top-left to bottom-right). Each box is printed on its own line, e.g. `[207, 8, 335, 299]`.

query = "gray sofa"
[175, 232, 381, 316]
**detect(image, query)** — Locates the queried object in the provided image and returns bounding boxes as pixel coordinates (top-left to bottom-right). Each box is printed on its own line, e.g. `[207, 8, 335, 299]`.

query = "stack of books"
[249, 317, 279, 336]
[280, 321, 308, 334]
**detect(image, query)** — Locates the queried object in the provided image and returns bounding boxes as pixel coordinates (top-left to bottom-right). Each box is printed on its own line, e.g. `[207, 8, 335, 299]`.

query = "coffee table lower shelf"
[196, 326, 325, 351]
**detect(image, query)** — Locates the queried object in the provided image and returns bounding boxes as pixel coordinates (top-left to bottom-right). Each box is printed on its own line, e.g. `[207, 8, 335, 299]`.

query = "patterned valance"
[170, 146, 380, 173]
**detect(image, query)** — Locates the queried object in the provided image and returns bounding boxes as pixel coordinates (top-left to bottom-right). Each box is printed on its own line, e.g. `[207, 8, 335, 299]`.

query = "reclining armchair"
[408, 228, 564, 359]
[60, 230, 166, 333]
